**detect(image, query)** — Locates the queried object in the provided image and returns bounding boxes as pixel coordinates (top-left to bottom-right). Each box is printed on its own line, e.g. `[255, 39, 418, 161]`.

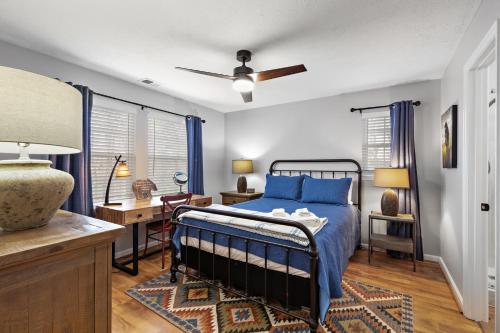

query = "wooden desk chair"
[143, 193, 192, 269]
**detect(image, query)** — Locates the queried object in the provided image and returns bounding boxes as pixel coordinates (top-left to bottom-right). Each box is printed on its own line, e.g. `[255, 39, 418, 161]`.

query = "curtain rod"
[93, 92, 206, 123]
[350, 101, 421, 113]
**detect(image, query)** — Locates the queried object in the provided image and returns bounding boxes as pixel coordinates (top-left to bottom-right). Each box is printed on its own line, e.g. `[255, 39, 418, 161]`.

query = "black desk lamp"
[104, 154, 131, 206]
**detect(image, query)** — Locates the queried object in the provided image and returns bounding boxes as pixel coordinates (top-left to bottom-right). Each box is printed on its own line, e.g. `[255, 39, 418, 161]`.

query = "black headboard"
[269, 159, 362, 210]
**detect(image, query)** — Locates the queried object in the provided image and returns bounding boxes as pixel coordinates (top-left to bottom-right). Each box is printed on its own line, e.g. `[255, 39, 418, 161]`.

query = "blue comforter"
[172, 197, 360, 322]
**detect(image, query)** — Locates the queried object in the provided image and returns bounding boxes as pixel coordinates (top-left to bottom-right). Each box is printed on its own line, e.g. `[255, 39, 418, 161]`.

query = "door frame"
[462, 20, 499, 323]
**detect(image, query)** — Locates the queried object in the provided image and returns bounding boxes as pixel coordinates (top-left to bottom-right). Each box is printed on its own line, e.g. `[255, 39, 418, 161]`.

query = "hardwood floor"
[111, 249, 482, 333]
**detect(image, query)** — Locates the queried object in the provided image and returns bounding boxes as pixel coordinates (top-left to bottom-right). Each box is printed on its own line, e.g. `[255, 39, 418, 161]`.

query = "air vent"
[139, 78, 159, 87]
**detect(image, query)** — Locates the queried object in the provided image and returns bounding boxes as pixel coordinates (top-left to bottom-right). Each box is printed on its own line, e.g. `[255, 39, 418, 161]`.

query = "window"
[147, 111, 187, 194]
[90, 104, 136, 204]
[362, 112, 392, 176]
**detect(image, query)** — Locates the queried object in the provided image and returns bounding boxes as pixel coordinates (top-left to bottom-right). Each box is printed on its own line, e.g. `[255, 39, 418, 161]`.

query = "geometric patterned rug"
[126, 273, 413, 333]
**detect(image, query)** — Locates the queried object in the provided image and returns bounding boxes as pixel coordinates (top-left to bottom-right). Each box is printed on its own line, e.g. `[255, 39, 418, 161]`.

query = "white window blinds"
[362, 112, 392, 173]
[147, 111, 187, 194]
[90, 105, 136, 204]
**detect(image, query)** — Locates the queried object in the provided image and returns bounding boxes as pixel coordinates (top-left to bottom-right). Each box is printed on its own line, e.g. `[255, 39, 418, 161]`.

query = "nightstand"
[368, 211, 416, 272]
[220, 191, 263, 205]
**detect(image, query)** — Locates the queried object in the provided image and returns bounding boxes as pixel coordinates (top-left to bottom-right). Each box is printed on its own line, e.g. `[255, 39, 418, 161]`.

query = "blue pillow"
[301, 177, 352, 205]
[263, 174, 305, 200]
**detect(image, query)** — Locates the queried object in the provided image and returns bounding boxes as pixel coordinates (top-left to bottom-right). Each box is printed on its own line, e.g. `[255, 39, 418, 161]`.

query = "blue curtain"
[186, 115, 204, 194]
[50, 85, 94, 216]
[388, 100, 423, 261]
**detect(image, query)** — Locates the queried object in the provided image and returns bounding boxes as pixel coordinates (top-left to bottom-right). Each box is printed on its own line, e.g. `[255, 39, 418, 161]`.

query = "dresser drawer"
[193, 197, 212, 207]
[222, 196, 248, 205]
[124, 209, 153, 224]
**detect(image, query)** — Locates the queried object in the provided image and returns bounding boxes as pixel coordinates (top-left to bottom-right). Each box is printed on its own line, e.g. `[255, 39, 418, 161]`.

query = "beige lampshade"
[232, 159, 253, 174]
[0, 66, 82, 155]
[115, 161, 131, 177]
[373, 168, 410, 189]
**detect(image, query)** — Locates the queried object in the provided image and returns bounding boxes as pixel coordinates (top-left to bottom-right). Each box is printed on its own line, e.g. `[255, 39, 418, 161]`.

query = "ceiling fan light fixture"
[232, 76, 254, 93]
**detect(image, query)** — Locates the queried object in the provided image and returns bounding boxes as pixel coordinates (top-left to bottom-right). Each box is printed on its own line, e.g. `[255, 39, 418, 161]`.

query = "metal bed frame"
[169, 159, 362, 332]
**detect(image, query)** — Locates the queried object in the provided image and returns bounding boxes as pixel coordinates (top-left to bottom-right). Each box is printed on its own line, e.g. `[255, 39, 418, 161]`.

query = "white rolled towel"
[294, 208, 313, 217]
[271, 208, 290, 218]
[291, 209, 323, 228]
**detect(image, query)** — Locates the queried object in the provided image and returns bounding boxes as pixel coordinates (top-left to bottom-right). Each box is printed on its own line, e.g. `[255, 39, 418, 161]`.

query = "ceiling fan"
[175, 50, 307, 103]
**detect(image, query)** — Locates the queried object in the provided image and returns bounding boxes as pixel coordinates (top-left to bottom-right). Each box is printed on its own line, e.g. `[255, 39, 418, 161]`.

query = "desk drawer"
[222, 196, 247, 205]
[124, 209, 153, 224]
[193, 197, 212, 207]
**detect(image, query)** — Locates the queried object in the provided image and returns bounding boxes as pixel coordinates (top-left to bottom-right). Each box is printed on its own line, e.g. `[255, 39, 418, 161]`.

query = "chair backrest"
[160, 193, 193, 214]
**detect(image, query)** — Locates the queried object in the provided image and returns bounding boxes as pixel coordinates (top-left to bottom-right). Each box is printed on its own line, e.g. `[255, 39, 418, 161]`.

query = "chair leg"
[162, 229, 166, 270]
[143, 228, 150, 258]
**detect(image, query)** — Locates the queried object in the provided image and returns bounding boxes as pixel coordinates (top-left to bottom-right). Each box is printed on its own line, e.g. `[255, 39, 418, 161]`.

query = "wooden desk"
[95, 194, 212, 275]
[0, 210, 124, 333]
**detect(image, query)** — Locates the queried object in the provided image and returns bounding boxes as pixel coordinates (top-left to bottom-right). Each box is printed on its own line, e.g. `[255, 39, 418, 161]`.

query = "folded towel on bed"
[178, 204, 328, 246]
[291, 209, 323, 228]
[294, 208, 312, 217]
[271, 208, 290, 218]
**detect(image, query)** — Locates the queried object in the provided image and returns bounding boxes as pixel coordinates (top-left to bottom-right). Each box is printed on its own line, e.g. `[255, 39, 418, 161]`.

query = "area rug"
[126, 273, 413, 333]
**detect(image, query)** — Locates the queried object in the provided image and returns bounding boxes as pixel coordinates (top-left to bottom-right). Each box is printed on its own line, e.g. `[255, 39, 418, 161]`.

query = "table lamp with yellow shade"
[373, 168, 410, 216]
[232, 159, 253, 193]
[104, 155, 131, 206]
[0, 66, 82, 231]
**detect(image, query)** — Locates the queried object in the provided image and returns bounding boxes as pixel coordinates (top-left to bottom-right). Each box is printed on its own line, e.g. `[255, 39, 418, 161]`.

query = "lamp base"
[104, 202, 122, 206]
[381, 189, 399, 216]
[0, 159, 74, 231]
[237, 175, 247, 193]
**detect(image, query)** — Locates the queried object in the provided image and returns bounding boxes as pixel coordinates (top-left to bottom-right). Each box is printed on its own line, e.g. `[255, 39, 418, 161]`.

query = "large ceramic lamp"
[373, 168, 410, 216]
[232, 159, 253, 193]
[0, 66, 82, 231]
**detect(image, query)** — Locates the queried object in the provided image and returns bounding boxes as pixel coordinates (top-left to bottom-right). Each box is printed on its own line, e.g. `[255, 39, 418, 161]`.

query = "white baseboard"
[437, 256, 464, 312]
[115, 240, 161, 259]
[361, 243, 440, 263]
[423, 254, 440, 262]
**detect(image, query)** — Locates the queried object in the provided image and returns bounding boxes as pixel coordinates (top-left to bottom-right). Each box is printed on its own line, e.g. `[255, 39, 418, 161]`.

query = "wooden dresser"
[220, 191, 263, 205]
[0, 210, 125, 333]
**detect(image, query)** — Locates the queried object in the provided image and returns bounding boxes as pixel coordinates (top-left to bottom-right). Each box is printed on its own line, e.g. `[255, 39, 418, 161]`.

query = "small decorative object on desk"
[247, 188, 255, 193]
[172, 171, 188, 194]
[373, 168, 410, 216]
[232, 159, 253, 193]
[132, 179, 157, 200]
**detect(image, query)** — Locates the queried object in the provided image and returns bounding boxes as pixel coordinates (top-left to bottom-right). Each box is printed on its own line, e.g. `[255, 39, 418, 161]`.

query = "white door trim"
[462, 20, 499, 323]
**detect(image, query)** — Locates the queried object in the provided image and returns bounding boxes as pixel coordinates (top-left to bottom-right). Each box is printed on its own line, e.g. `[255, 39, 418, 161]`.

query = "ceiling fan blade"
[254, 64, 307, 82]
[175, 67, 235, 80]
[241, 91, 253, 103]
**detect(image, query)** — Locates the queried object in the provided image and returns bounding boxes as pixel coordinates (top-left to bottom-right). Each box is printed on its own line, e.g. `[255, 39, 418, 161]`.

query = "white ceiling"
[0, 0, 479, 112]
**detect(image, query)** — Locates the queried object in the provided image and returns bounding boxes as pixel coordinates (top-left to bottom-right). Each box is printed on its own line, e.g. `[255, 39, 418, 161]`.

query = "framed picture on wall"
[441, 105, 458, 168]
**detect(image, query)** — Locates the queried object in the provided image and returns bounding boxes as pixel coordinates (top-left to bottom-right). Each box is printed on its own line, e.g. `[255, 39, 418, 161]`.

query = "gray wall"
[0, 40, 226, 253]
[440, 0, 500, 294]
[225, 80, 442, 255]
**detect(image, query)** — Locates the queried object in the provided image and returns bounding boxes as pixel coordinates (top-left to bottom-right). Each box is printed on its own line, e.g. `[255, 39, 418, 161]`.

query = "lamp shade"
[115, 161, 131, 177]
[0, 66, 82, 155]
[232, 159, 253, 174]
[373, 168, 410, 189]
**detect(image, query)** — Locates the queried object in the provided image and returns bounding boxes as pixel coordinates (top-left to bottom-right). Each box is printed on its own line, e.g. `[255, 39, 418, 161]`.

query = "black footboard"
[170, 205, 320, 332]
[182, 246, 311, 307]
